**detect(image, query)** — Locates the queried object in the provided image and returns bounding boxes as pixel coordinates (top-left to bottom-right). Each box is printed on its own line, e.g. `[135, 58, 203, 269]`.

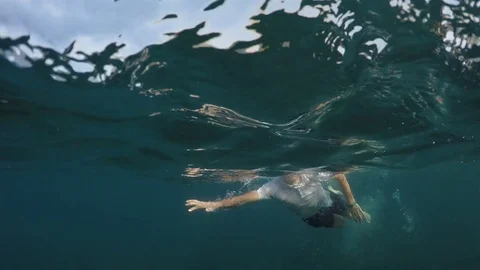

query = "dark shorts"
[302, 191, 348, 228]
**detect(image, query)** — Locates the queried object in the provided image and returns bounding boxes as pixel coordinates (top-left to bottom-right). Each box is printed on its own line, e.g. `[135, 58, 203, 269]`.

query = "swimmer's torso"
[257, 172, 334, 218]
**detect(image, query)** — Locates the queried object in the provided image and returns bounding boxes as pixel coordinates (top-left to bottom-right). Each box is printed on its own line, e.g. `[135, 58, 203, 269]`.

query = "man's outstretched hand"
[185, 199, 221, 212]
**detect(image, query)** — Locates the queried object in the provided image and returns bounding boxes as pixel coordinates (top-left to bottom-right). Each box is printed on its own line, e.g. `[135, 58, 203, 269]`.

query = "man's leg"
[332, 214, 347, 228]
[328, 187, 353, 224]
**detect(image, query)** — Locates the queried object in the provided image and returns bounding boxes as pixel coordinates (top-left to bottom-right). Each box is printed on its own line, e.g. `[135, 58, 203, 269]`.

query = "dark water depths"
[1, 0, 480, 269]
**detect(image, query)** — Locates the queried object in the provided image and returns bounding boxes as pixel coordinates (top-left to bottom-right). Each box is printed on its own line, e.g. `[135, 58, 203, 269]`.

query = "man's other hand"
[348, 203, 368, 223]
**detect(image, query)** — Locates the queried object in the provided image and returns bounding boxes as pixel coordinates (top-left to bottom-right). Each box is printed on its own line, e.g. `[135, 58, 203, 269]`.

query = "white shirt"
[256, 172, 334, 218]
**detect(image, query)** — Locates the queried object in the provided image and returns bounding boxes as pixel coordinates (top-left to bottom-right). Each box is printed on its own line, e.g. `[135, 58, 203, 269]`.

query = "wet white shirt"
[256, 172, 334, 218]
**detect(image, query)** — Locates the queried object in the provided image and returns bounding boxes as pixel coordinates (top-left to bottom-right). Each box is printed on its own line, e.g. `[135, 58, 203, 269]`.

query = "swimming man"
[185, 171, 370, 228]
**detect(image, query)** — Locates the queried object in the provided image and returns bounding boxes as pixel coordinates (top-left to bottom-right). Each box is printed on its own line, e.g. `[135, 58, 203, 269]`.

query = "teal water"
[1, 0, 480, 269]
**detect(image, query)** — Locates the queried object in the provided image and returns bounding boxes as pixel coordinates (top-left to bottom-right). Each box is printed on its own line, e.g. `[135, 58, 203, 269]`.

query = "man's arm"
[333, 173, 356, 205]
[333, 173, 368, 223]
[186, 190, 262, 212]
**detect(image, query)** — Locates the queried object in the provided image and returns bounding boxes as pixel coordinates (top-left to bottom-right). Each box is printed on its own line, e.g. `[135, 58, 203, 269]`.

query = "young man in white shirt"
[185, 171, 370, 228]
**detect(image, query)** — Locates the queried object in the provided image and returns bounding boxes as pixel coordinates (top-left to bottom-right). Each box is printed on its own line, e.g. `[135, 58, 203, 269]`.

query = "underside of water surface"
[2, 0, 480, 182]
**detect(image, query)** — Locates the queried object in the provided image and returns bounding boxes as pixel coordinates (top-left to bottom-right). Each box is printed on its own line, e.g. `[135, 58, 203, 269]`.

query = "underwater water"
[1, 0, 480, 269]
